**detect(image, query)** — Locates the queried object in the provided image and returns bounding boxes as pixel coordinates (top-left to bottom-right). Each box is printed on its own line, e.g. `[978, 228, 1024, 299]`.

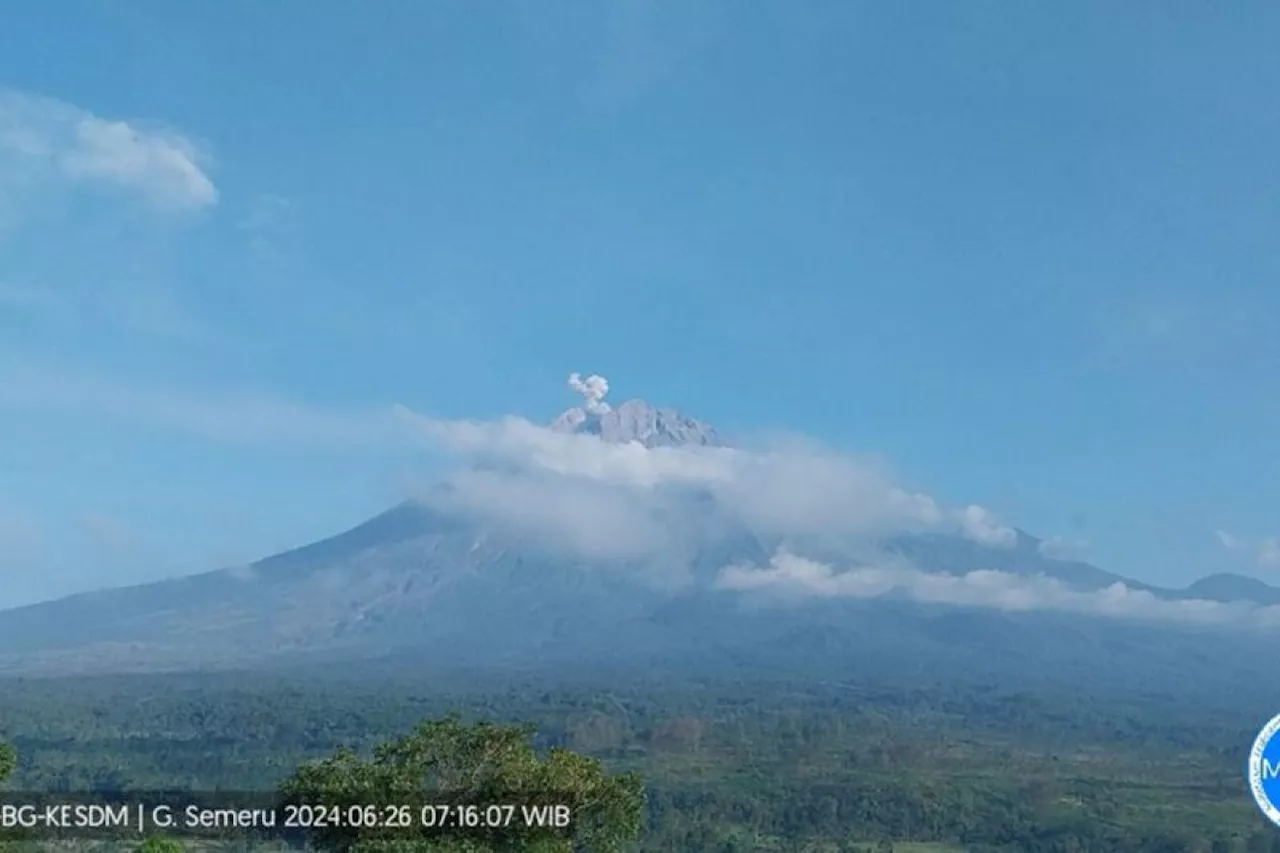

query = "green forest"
[1, 671, 1278, 852]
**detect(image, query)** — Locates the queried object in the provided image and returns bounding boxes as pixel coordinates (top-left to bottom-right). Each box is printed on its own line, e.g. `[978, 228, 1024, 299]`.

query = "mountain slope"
[884, 530, 1161, 593]
[0, 398, 1277, 684]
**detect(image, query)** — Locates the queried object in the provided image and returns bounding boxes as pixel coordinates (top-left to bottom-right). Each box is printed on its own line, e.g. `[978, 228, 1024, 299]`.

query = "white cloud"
[397, 409, 737, 489]
[1215, 529, 1280, 570]
[0, 359, 971, 555]
[61, 117, 216, 209]
[957, 504, 1017, 547]
[716, 551, 1280, 631]
[2, 364, 1030, 569]
[0, 89, 217, 213]
[1215, 530, 1242, 551]
[395, 406, 946, 546]
[422, 468, 669, 560]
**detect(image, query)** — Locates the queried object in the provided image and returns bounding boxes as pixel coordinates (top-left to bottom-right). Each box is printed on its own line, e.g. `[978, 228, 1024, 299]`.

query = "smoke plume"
[568, 372, 611, 415]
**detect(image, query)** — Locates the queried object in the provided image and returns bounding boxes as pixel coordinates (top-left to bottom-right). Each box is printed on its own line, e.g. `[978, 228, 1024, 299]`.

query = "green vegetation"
[279, 714, 643, 852]
[0, 671, 1277, 851]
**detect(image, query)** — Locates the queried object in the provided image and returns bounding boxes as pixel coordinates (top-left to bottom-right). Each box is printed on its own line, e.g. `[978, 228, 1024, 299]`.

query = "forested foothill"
[1, 665, 1277, 852]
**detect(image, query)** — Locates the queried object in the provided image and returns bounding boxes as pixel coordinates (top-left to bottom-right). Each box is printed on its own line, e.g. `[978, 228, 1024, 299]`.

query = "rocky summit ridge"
[550, 398, 721, 448]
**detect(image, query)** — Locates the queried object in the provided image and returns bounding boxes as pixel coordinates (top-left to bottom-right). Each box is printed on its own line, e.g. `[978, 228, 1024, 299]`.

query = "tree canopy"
[0, 676, 1267, 851]
[0, 741, 14, 782]
[278, 714, 644, 853]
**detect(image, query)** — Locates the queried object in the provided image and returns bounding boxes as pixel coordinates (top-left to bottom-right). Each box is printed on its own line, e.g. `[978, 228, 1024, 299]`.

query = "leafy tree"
[279, 714, 644, 852]
[134, 837, 184, 853]
[0, 742, 14, 782]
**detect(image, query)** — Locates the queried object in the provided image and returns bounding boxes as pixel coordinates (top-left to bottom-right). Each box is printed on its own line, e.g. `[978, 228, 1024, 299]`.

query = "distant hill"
[884, 529, 1163, 594]
[1183, 572, 1280, 606]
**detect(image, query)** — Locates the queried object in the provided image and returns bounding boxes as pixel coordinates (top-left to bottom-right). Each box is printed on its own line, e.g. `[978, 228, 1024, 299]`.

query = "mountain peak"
[551, 398, 720, 448]
[552, 373, 720, 448]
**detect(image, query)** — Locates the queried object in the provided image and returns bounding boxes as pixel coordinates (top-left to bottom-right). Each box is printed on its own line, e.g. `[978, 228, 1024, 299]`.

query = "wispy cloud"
[0, 89, 217, 214]
[958, 504, 1017, 548]
[1215, 529, 1280, 570]
[1214, 529, 1241, 551]
[716, 551, 1280, 631]
[0, 363, 413, 449]
[61, 116, 217, 209]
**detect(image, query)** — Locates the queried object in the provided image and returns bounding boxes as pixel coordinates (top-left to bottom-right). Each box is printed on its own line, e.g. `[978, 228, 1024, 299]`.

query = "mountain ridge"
[0, 389, 1275, 680]
[550, 398, 721, 448]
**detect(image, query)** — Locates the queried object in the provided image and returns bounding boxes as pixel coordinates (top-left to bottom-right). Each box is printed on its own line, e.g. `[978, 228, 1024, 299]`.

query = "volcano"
[0, 379, 1276, 698]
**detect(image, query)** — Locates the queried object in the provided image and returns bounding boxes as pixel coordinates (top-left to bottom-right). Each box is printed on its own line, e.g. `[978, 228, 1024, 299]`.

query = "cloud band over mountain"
[717, 551, 1280, 631]
[4, 364, 1272, 634]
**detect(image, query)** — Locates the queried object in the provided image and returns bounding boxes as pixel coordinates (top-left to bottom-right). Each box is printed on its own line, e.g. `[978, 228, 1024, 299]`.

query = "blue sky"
[1, 1, 1278, 607]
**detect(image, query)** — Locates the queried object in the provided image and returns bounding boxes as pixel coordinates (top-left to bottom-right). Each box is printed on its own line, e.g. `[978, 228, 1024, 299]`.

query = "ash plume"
[568, 372, 611, 415]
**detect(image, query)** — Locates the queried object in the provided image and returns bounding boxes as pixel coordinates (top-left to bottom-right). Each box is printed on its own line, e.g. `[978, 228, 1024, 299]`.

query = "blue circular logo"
[1249, 714, 1280, 826]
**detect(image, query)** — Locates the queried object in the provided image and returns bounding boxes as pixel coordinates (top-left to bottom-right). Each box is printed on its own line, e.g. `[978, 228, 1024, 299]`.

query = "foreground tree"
[279, 714, 644, 853]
